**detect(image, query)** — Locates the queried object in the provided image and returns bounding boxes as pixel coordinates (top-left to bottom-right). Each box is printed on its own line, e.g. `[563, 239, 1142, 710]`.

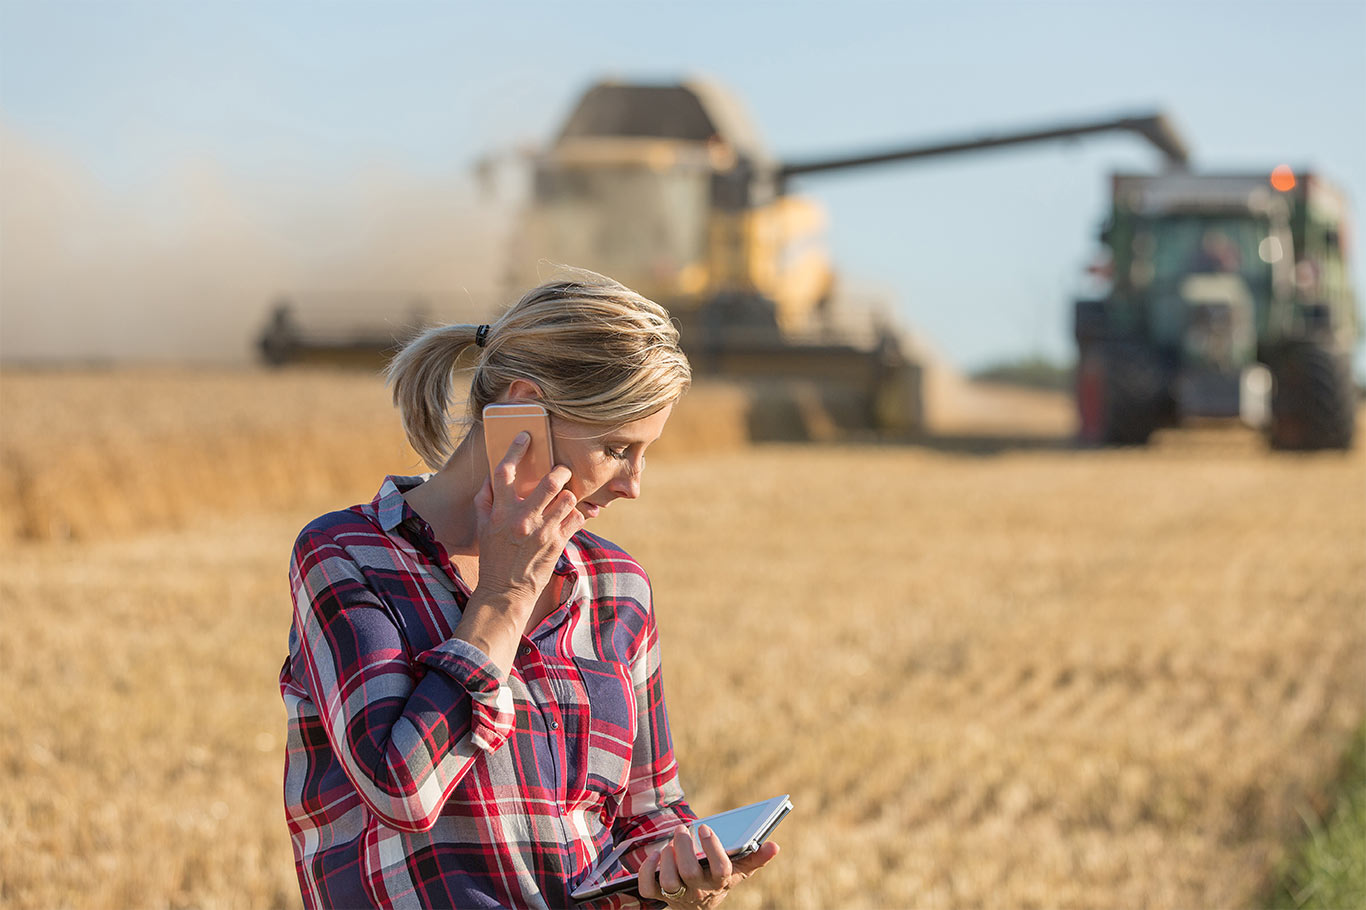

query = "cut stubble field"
[1, 369, 1363, 909]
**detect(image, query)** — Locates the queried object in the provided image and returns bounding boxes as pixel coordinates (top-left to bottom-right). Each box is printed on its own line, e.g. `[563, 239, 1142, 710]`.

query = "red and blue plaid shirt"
[280, 475, 695, 909]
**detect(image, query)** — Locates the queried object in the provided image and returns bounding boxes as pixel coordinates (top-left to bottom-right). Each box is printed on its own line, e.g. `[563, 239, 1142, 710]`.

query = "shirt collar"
[372, 474, 431, 532]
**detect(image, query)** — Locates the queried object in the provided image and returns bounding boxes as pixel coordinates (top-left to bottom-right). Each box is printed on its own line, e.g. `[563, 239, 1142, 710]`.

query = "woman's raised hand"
[472, 431, 585, 614]
[452, 431, 583, 674]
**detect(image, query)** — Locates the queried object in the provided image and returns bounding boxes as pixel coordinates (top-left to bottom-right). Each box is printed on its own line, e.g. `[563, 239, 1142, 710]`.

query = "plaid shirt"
[280, 475, 695, 909]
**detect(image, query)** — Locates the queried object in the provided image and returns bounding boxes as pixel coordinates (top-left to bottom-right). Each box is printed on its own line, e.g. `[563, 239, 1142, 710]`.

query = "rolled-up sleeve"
[290, 526, 514, 832]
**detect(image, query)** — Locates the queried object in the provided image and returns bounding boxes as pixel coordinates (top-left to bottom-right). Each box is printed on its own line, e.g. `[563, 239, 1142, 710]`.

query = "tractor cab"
[1076, 171, 1357, 448]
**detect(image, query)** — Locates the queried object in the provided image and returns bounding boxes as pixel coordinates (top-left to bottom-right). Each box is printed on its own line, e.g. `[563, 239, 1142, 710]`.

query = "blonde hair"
[387, 270, 692, 469]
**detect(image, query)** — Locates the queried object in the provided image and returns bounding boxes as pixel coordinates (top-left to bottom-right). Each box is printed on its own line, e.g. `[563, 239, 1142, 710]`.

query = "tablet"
[570, 794, 792, 902]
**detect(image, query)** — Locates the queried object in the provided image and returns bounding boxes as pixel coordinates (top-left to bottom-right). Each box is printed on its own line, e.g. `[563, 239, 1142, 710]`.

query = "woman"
[279, 274, 779, 909]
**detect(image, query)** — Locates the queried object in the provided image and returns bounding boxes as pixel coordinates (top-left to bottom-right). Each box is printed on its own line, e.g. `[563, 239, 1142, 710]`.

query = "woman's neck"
[403, 432, 485, 558]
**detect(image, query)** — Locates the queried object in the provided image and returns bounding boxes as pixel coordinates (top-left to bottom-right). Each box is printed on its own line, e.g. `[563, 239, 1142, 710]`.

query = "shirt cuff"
[416, 638, 515, 752]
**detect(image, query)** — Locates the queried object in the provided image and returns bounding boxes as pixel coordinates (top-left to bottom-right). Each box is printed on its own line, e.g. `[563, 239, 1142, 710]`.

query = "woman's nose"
[612, 459, 643, 499]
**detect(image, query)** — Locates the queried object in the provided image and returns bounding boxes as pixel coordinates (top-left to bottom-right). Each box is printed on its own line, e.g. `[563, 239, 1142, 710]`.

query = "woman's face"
[550, 404, 673, 520]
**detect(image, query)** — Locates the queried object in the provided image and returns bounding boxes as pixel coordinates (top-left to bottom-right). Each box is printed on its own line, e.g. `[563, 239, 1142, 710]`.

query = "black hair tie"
[474, 324, 491, 348]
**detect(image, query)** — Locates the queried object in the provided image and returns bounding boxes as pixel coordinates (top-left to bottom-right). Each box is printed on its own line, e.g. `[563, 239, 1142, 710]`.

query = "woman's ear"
[503, 379, 544, 402]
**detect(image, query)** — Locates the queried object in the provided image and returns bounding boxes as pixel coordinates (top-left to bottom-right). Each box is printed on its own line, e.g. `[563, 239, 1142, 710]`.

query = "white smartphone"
[482, 403, 554, 499]
[570, 794, 792, 902]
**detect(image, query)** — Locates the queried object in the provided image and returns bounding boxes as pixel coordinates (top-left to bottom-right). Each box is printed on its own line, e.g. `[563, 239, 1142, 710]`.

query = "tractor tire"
[1268, 343, 1356, 450]
[1101, 343, 1166, 445]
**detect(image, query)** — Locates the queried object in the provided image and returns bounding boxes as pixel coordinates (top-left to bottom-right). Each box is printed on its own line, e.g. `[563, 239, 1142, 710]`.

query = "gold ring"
[661, 883, 687, 900]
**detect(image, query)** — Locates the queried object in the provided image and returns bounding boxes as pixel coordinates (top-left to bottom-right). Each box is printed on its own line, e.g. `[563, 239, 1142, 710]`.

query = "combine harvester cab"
[1075, 170, 1359, 449]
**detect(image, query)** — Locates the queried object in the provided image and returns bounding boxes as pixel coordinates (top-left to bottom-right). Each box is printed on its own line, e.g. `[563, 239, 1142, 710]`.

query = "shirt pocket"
[569, 656, 638, 804]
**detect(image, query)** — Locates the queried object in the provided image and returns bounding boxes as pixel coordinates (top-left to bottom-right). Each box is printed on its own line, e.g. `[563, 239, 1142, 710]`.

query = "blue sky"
[2, 0, 1363, 370]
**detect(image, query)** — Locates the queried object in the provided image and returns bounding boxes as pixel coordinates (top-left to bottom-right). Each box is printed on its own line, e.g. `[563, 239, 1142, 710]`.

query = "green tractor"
[1075, 170, 1359, 449]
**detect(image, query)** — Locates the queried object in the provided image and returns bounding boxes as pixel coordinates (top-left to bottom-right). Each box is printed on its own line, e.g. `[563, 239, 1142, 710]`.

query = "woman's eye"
[605, 447, 628, 460]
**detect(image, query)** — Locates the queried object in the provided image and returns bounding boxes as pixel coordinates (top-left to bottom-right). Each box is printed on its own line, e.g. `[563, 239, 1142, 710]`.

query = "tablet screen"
[570, 795, 791, 902]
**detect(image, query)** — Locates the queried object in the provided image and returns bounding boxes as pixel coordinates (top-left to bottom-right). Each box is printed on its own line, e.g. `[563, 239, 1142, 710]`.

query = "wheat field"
[1, 368, 1363, 909]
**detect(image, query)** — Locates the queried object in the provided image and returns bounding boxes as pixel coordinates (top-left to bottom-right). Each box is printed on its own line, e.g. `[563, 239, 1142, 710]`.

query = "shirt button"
[520, 644, 531, 656]
[550, 721, 560, 730]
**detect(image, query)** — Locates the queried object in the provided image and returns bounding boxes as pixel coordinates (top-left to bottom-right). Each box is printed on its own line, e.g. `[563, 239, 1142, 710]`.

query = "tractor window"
[1142, 216, 1275, 287]
[1129, 215, 1279, 344]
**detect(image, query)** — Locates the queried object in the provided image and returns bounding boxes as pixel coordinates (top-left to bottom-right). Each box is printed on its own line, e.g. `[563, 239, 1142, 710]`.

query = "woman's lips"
[580, 502, 602, 519]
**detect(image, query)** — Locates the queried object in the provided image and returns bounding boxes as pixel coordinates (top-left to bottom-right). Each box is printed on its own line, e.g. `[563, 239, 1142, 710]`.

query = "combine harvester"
[1074, 170, 1358, 449]
[260, 77, 1192, 437]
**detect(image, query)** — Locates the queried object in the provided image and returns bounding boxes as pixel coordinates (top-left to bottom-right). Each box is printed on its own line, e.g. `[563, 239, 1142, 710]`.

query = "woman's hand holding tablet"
[571, 795, 791, 903]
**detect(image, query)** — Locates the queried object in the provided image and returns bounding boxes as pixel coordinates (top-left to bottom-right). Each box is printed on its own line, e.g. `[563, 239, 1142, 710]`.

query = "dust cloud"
[0, 122, 507, 364]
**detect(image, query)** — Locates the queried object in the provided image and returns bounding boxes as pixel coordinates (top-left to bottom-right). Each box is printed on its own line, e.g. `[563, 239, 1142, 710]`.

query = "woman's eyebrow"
[601, 432, 658, 448]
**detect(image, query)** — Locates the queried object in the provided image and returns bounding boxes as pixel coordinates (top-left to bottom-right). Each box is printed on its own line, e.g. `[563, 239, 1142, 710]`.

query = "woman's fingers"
[491, 431, 562, 505]
[542, 489, 584, 538]
[523, 465, 573, 515]
[655, 832, 686, 897]
[672, 826, 706, 887]
[560, 506, 586, 538]
[486, 428, 573, 534]
[638, 825, 778, 905]
[696, 824, 732, 881]
[491, 431, 530, 492]
[636, 846, 663, 901]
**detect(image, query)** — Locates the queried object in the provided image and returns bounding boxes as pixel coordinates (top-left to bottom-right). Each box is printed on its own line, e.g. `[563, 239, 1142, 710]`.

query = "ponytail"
[386, 323, 482, 469]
